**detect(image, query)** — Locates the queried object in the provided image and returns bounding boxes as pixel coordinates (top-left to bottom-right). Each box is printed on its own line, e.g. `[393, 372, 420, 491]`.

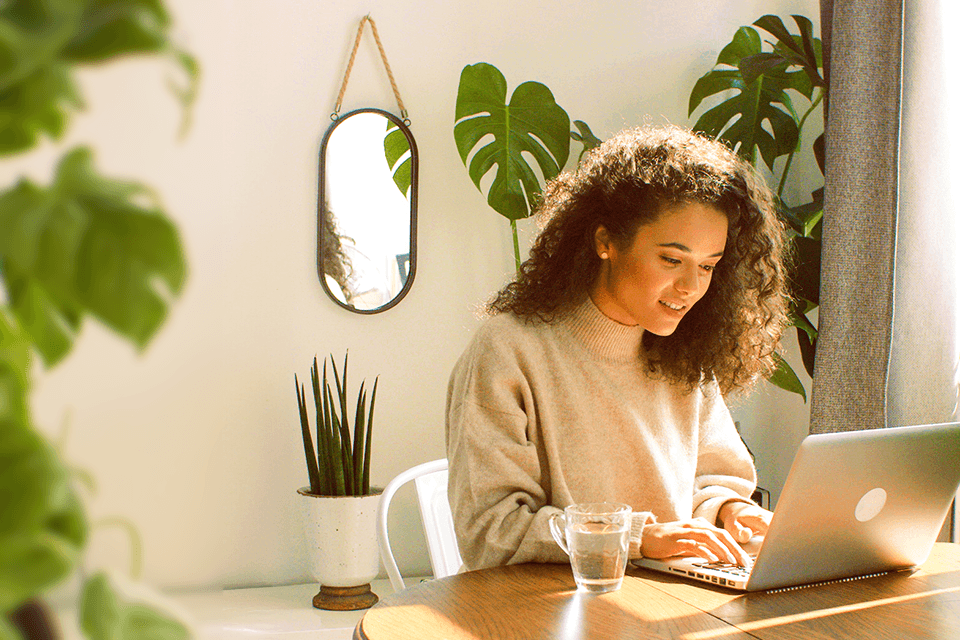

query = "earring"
[600, 252, 609, 260]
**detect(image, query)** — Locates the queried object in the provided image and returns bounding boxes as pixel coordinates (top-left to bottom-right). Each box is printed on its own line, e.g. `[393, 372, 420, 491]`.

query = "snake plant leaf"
[454, 63, 570, 221]
[385, 121, 412, 198]
[363, 377, 377, 494]
[352, 382, 366, 492]
[689, 26, 802, 172]
[768, 352, 807, 402]
[0, 147, 187, 366]
[295, 376, 321, 495]
[320, 360, 338, 495]
[571, 120, 602, 163]
[79, 573, 189, 640]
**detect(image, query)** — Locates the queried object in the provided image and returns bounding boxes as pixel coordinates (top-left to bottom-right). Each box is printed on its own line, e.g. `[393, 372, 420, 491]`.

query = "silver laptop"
[632, 422, 960, 591]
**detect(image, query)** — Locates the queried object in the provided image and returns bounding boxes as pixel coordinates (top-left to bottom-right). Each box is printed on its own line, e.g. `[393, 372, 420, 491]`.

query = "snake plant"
[296, 353, 378, 496]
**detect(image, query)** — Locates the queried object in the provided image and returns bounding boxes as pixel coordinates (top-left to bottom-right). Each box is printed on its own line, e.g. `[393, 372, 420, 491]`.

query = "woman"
[445, 125, 791, 571]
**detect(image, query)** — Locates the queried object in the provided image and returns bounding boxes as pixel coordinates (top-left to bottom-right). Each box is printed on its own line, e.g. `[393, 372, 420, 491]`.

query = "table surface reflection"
[355, 543, 960, 640]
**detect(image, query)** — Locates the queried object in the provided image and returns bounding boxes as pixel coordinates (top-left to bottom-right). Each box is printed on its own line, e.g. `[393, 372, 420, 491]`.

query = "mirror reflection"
[318, 108, 417, 313]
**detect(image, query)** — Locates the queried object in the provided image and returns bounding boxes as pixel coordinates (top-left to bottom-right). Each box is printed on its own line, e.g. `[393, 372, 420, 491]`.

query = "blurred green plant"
[296, 353, 378, 497]
[689, 14, 826, 401]
[0, 1, 198, 638]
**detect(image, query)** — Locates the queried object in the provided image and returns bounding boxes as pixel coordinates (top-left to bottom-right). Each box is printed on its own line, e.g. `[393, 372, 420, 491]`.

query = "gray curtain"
[811, 0, 904, 434]
[814, 0, 959, 540]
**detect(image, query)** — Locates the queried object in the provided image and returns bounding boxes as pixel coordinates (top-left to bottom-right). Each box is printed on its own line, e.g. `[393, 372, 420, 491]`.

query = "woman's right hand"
[640, 518, 752, 567]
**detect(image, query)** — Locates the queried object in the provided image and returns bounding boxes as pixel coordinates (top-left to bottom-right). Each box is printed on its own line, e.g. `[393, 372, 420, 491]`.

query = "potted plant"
[294, 353, 382, 611]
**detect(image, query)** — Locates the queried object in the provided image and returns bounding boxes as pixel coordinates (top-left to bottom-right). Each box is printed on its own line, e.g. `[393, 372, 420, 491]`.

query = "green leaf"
[768, 352, 807, 402]
[0, 311, 31, 427]
[79, 573, 190, 640]
[790, 235, 821, 305]
[352, 383, 366, 493]
[61, 1, 172, 63]
[362, 377, 377, 494]
[454, 63, 570, 221]
[689, 26, 804, 171]
[797, 325, 817, 379]
[0, 147, 187, 364]
[0, 416, 87, 614]
[295, 376, 320, 495]
[753, 15, 824, 89]
[384, 121, 412, 198]
[570, 120, 602, 163]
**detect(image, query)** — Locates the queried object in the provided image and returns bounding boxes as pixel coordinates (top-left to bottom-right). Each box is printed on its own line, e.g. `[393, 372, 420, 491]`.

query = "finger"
[725, 518, 753, 543]
[737, 512, 771, 537]
[674, 538, 720, 563]
[735, 525, 753, 544]
[685, 529, 742, 566]
[706, 527, 752, 567]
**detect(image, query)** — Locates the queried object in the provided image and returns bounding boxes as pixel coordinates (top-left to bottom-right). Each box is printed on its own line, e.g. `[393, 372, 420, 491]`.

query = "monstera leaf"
[454, 63, 570, 221]
[384, 121, 411, 198]
[0, 146, 187, 366]
[752, 15, 824, 89]
[689, 26, 807, 172]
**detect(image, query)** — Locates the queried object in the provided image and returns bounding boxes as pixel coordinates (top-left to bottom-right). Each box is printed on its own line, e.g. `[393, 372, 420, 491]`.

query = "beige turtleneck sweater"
[445, 298, 757, 570]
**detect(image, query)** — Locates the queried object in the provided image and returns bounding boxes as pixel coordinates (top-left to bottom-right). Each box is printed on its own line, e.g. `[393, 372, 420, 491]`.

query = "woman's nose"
[674, 266, 701, 295]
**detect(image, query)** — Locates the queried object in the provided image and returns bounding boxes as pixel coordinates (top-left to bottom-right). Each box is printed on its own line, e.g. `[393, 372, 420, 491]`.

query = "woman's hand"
[640, 518, 752, 567]
[718, 501, 772, 544]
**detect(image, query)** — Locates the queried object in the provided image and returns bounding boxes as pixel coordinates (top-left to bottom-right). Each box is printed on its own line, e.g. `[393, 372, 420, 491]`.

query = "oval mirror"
[318, 108, 418, 313]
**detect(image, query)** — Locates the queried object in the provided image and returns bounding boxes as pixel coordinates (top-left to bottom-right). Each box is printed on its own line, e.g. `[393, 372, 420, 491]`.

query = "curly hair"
[487, 125, 792, 395]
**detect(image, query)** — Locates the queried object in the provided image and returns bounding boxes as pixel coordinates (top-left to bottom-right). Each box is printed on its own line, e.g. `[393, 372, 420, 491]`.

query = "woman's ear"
[594, 225, 613, 260]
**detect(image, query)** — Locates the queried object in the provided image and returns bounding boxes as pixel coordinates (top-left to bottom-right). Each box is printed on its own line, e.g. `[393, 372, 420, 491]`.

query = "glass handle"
[548, 513, 569, 555]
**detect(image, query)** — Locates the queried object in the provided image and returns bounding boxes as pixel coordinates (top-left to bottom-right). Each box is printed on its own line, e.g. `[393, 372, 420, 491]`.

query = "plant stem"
[777, 89, 824, 199]
[511, 219, 521, 275]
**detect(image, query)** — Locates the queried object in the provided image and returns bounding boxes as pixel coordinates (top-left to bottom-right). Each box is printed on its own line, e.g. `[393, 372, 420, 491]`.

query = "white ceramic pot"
[298, 488, 383, 609]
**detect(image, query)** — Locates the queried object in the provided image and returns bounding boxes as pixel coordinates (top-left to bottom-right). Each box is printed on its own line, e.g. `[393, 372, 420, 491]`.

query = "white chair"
[377, 458, 462, 592]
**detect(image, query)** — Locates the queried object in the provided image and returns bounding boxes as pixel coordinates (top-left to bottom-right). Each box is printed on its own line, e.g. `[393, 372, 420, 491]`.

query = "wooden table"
[355, 542, 960, 639]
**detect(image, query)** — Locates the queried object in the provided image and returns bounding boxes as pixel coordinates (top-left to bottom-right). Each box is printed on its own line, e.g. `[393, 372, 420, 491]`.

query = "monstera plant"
[688, 14, 826, 400]
[454, 63, 573, 272]
[0, 1, 198, 639]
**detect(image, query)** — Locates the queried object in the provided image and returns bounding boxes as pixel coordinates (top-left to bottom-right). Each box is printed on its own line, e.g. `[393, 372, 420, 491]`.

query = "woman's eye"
[701, 264, 715, 273]
[661, 256, 681, 265]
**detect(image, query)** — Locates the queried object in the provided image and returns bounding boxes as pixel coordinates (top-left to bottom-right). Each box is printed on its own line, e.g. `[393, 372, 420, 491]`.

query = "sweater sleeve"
[445, 320, 574, 569]
[447, 395, 569, 569]
[690, 384, 758, 526]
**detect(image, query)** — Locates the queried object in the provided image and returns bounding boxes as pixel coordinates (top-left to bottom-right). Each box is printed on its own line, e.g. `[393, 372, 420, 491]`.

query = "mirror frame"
[317, 107, 419, 314]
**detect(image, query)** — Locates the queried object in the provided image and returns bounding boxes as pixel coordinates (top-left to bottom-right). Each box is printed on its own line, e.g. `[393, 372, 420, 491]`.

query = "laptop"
[632, 422, 960, 591]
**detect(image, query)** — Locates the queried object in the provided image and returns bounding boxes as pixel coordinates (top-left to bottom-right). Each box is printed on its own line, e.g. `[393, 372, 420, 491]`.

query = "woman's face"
[590, 201, 728, 335]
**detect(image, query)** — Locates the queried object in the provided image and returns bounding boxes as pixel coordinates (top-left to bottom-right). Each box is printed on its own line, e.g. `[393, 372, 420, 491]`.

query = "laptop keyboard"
[691, 561, 752, 578]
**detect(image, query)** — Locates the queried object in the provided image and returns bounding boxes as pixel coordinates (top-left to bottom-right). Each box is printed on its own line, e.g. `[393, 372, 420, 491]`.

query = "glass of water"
[548, 502, 632, 593]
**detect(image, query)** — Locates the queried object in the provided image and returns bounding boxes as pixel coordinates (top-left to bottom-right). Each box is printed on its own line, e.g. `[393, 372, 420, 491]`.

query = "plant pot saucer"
[312, 584, 378, 610]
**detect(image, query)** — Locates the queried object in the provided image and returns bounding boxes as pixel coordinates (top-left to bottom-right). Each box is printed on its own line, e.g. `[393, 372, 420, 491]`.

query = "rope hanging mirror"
[318, 15, 418, 315]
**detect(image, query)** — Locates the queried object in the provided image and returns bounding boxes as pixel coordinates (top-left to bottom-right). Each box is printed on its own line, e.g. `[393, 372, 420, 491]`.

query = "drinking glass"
[548, 502, 632, 593]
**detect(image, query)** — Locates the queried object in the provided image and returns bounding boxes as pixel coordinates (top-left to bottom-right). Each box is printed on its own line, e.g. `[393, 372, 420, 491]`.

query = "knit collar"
[561, 297, 645, 362]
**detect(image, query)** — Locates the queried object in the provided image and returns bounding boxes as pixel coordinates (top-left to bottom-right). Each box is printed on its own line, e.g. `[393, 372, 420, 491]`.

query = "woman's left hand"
[718, 501, 772, 544]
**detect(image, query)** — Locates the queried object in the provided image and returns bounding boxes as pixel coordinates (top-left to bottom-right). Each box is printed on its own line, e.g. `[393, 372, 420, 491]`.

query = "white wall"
[25, 0, 816, 590]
